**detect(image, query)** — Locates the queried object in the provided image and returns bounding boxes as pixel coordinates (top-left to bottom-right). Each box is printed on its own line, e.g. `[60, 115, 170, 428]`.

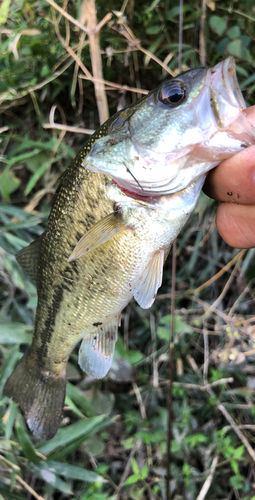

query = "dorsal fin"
[68, 212, 128, 262]
[16, 234, 43, 285]
[78, 315, 121, 379]
[131, 249, 164, 309]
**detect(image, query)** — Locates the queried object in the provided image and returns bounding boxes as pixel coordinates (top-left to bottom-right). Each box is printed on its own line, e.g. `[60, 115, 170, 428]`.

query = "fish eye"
[158, 81, 186, 106]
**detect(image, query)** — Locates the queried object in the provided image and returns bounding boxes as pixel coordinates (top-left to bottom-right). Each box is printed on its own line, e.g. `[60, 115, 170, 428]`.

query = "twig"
[228, 283, 252, 317]
[166, 240, 177, 500]
[203, 327, 209, 381]
[159, 377, 234, 390]
[96, 12, 113, 32]
[70, 0, 87, 108]
[53, 20, 92, 79]
[116, 439, 143, 499]
[132, 382, 147, 420]
[80, 74, 149, 94]
[43, 123, 95, 134]
[43, 104, 95, 134]
[191, 296, 230, 323]
[45, 0, 89, 34]
[178, 0, 183, 72]
[0, 456, 44, 500]
[223, 424, 255, 432]
[85, 0, 109, 124]
[16, 476, 45, 500]
[132, 382, 153, 465]
[111, 12, 174, 76]
[0, 126, 9, 133]
[196, 455, 218, 500]
[199, 0, 207, 66]
[207, 386, 255, 464]
[193, 249, 246, 294]
[150, 314, 159, 388]
[202, 256, 243, 319]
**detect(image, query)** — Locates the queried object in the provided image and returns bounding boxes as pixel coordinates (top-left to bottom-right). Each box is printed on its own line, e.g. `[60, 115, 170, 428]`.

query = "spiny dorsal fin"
[68, 212, 128, 262]
[16, 234, 43, 285]
[132, 249, 164, 309]
[78, 315, 121, 379]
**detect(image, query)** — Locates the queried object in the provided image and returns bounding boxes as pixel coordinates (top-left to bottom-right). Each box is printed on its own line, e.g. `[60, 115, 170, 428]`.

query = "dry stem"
[199, 0, 207, 65]
[79, 74, 148, 95]
[193, 249, 246, 294]
[207, 386, 255, 464]
[85, 0, 109, 123]
[196, 455, 219, 500]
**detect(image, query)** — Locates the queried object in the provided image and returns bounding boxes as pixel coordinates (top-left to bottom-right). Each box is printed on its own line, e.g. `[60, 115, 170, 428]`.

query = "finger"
[216, 202, 255, 248]
[203, 144, 255, 204]
[203, 105, 255, 204]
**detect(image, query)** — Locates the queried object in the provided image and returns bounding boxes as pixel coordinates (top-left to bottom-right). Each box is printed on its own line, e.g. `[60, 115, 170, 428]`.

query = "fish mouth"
[209, 57, 246, 128]
[86, 57, 254, 200]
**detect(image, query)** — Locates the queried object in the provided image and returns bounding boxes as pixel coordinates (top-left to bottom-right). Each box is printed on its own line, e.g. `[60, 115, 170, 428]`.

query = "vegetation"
[1, 0, 255, 498]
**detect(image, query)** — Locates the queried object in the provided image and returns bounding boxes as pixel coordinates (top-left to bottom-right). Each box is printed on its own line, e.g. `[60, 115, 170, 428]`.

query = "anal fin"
[132, 249, 164, 309]
[68, 212, 128, 262]
[16, 234, 43, 284]
[79, 315, 121, 379]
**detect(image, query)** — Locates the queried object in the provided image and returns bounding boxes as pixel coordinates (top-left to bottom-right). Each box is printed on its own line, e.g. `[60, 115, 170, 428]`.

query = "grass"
[1, 0, 255, 499]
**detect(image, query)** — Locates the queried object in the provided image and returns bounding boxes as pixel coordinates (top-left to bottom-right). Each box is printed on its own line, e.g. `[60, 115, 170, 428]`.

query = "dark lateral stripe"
[35, 284, 64, 368]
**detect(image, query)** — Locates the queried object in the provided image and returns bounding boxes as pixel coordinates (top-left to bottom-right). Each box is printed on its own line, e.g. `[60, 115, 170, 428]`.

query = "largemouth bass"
[4, 58, 255, 440]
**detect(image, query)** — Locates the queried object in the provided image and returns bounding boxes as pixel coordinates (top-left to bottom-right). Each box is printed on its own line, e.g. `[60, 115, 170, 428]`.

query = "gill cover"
[84, 58, 254, 197]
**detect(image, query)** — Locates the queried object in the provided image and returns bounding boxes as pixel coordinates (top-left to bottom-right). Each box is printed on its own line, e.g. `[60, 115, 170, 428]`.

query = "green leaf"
[84, 436, 105, 457]
[25, 151, 49, 173]
[229, 474, 244, 490]
[227, 25, 240, 39]
[0, 346, 21, 394]
[146, 25, 161, 35]
[15, 414, 41, 464]
[157, 315, 193, 340]
[0, 0, 11, 24]
[234, 445, 244, 460]
[124, 474, 139, 485]
[24, 159, 50, 195]
[37, 415, 113, 455]
[0, 484, 26, 499]
[7, 149, 41, 168]
[28, 463, 73, 495]
[45, 460, 107, 483]
[184, 433, 208, 448]
[65, 394, 84, 418]
[240, 72, 255, 89]
[141, 462, 149, 480]
[227, 39, 242, 58]
[66, 382, 96, 417]
[131, 457, 140, 476]
[0, 323, 33, 345]
[230, 459, 239, 474]
[0, 169, 21, 200]
[209, 15, 227, 36]
[4, 400, 18, 441]
[145, 0, 161, 13]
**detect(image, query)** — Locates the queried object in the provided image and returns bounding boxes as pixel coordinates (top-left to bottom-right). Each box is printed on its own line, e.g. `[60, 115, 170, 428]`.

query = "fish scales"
[4, 58, 255, 440]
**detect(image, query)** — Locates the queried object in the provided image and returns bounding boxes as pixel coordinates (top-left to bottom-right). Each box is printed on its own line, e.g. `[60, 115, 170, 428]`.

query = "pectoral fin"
[79, 315, 121, 378]
[132, 249, 164, 309]
[68, 212, 127, 262]
[16, 234, 43, 284]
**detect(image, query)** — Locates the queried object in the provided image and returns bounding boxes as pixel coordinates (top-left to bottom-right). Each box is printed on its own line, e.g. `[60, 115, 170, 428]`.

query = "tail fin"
[3, 349, 66, 440]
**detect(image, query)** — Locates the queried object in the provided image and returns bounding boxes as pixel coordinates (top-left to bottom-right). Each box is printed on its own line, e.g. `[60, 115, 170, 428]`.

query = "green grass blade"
[46, 460, 107, 483]
[37, 415, 114, 455]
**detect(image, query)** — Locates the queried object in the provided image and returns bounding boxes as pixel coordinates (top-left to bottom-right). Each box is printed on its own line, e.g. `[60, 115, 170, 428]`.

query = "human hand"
[203, 105, 255, 248]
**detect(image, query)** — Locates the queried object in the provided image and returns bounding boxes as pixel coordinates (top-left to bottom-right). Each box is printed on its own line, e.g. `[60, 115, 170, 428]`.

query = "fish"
[3, 57, 255, 440]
